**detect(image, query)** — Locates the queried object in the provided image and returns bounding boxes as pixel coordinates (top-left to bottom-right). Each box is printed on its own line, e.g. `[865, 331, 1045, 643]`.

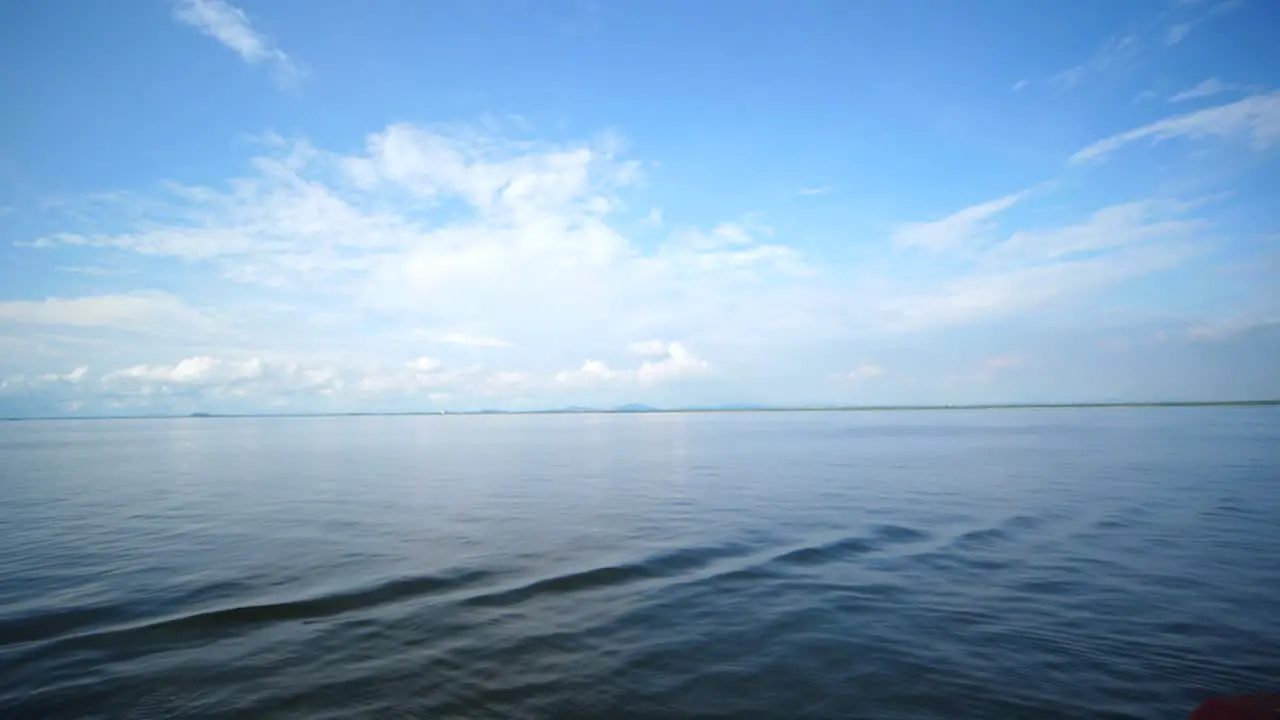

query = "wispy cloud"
[892, 190, 1028, 252]
[1048, 35, 1138, 91]
[1168, 78, 1253, 103]
[879, 195, 1206, 332]
[838, 363, 886, 381]
[55, 266, 135, 277]
[1165, 23, 1195, 45]
[1188, 316, 1280, 341]
[1071, 92, 1280, 164]
[0, 292, 220, 335]
[1165, 0, 1245, 45]
[554, 342, 710, 387]
[997, 200, 1205, 261]
[439, 333, 512, 349]
[798, 186, 831, 196]
[173, 0, 304, 86]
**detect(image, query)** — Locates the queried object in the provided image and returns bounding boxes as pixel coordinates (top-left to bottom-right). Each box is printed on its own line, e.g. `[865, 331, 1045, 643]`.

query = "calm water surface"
[1, 408, 1277, 719]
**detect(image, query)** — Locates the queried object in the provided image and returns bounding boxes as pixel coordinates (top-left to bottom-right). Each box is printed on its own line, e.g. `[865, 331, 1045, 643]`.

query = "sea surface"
[1, 408, 1277, 719]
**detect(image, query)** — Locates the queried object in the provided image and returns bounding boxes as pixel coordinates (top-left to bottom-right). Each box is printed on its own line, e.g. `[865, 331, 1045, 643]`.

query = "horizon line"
[4, 399, 1279, 422]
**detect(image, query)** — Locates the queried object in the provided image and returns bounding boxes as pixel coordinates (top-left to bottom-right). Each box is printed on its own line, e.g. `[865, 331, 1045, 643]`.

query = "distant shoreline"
[4, 399, 1279, 422]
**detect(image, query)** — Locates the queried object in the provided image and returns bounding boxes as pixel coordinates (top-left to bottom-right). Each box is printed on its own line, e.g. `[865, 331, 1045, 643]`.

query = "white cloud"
[997, 200, 1204, 261]
[798, 186, 831, 196]
[1070, 92, 1280, 164]
[1188, 317, 1280, 341]
[840, 364, 886, 381]
[1048, 35, 1138, 91]
[1011, 80, 1029, 92]
[359, 368, 440, 394]
[1165, 0, 1245, 46]
[174, 0, 303, 86]
[101, 355, 344, 400]
[981, 354, 1027, 373]
[440, 333, 512, 348]
[24, 125, 808, 355]
[555, 359, 622, 388]
[878, 241, 1198, 332]
[1166, 23, 1195, 45]
[56, 266, 134, 277]
[892, 190, 1027, 252]
[1169, 78, 1250, 103]
[0, 366, 90, 394]
[556, 342, 710, 387]
[0, 292, 219, 334]
[627, 339, 668, 357]
[636, 342, 710, 383]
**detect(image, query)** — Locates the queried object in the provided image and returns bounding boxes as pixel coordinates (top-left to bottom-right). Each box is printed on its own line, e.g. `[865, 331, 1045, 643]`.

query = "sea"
[1, 407, 1277, 719]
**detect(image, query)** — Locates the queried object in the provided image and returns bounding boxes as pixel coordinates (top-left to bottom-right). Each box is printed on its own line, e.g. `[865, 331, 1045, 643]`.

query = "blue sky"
[1, 0, 1278, 416]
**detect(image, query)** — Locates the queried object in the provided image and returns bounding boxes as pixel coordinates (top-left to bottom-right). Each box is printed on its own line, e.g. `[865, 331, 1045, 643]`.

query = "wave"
[769, 524, 933, 568]
[463, 542, 756, 608]
[5, 568, 493, 652]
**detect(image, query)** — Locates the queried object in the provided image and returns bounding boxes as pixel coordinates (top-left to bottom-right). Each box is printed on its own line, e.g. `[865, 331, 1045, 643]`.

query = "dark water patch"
[462, 542, 755, 608]
[870, 523, 934, 543]
[769, 523, 932, 568]
[0, 602, 133, 649]
[951, 527, 1009, 548]
[25, 568, 494, 654]
[771, 536, 879, 566]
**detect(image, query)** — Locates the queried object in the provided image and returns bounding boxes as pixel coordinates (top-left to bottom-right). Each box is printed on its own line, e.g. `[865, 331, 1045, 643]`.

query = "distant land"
[3, 399, 1278, 422]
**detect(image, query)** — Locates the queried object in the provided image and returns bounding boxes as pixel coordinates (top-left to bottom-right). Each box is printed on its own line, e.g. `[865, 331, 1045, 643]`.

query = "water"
[1, 408, 1277, 719]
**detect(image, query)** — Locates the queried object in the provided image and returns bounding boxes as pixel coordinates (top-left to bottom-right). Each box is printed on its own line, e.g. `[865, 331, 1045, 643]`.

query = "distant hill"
[613, 403, 658, 413]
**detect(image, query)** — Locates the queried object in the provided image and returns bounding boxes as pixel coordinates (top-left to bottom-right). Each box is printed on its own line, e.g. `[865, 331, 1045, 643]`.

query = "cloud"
[1070, 92, 1280, 164]
[1011, 80, 1029, 92]
[555, 342, 710, 387]
[1048, 35, 1138, 91]
[981, 354, 1027, 373]
[1168, 78, 1251, 103]
[878, 239, 1198, 332]
[356, 357, 474, 395]
[101, 355, 344, 401]
[627, 339, 668, 357]
[0, 366, 90, 395]
[173, 0, 303, 86]
[892, 190, 1028, 252]
[1166, 23, 1195, 45]
[997, 200, 1204, 261]
[56, 266, 134, 277]
[12, 113, 1254, 413]
[1165, 0, 1245, 46]
[18, 123, 821, 401]
[0, 292, 219, 334]
[839, 364, 886, 381]
[798, 186, 831, 196]
[1187, 317, 1280, 341]
[440, 333, 512, 348]
[635, 342, 710, 383]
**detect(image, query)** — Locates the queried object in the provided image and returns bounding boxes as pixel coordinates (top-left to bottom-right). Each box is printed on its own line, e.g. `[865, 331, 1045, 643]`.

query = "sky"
[1, 0, 1278, 417]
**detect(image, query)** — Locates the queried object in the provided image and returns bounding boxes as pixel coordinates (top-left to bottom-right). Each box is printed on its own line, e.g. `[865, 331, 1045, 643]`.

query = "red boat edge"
[1190, 694, 1280, 720]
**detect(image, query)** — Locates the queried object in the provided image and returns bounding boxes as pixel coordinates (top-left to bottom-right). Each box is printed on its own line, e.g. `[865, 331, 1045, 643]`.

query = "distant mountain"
[613, 403, 658, 413]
